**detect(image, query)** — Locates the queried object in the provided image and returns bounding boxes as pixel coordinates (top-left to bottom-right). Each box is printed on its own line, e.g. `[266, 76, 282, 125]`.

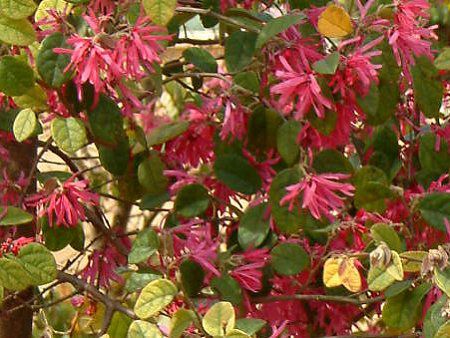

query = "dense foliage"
[0, 0, 450, 337]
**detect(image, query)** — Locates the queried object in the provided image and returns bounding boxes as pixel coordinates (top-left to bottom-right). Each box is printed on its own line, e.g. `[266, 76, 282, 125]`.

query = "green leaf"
[435, 47, 450, 70]
[137, 154, 168, 195]
[367, 265, 396, 291]
[312, 52, 340, 74]
[169, 309, 195, 338]
[214, 154, 262, 195]
[434, 268, 450, 298]
[180, 259, 204, 297]
[36, 32, 71, 88]
[211, 274, 242, 305]
[423, 296, 448, 338]
[68, 222, 84, 251]
[146, 121, 189, 146]
[18, 243, 57, 285]
[225, 31, 257, 73]
[435, 321, 450, 338]
[386, 251, 404, 281]
[0, 0, 36, 19]
[51, 117, 87, 154]
[238, 203, 270, 250]
[88, 95, 125, 146]
[0, 206, 33, 225]
[0, 16, 36, 46]
[309, 110, 337, 136]
[419, 133, 450, 184]
[382, 283, 431, 331]
[313, 149, 353, 174]
[384, 279, 413, 298]
[0, 257, 32, 290]
[134, 279, 177, 319]
[13, 108, 36, 142]
[353, 165, 388, 187]
[226, 329, 251, 338]
[183, 47, 217, 73]
[35, 0, 71, 29]
[202, 301, 235, 336]
[419, 193, 450, 232]
[13, 84, 48, 110]
[108, 312, 132, 338]
[98, 137, 130, 176]
[366, 42, 400, 125]
[411, 56, 443, 119]
[357, 83, 379, 121]
[235, 318, 266, 335]
[175, 184, 210, 218]
[354, 181, 393, 213]
[277, 120, 301, 166]
[271, 243, 309, 276]
[127, 320, 163, 338]
[233, 71, 259, 93]
[400, 251, 427, 273]
[269, 168, 303, 234]
[0, 56, 34, 96]
[42, 220, 75, 251]
[125, 271, 161, 293]
[142, 0, 177, 26]
[369, 126, 400, 180]
[370, 223, 402, 252]
[128, 229, 159, 264]
[256, 14, 305, 48]
[140, 191, 170, 210]
[248, 106, 283, 152]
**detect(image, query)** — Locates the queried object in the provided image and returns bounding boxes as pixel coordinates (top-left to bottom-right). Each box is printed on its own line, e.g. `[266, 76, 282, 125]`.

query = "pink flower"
[82, 229, 130, 287]
[271, 51, 333, 119]
[0, 237, 34, 256]
[220, 99, 248, 141]
[230, 249, 269, 292]
[171, 221, 220, 276]
[165, 101, 220, 167]
[280, 173, 354, 221]
[27, 176, 98, 227]
[114, 17, 171, 80]
[231, 263, 264, 292]
[54, 13, 122, 101]
[0, 170, 27, 205]
[82, 246, 127, 287]
[331, 36, 383, 99]
[388, 0, 437, 79]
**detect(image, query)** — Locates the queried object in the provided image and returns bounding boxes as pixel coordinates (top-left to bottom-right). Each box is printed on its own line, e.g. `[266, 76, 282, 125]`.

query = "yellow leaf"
[202, 302, 235, 336]
[318, 4, 353, 38]
[323, 257, 343, 288]
[339, 258, 362, 292]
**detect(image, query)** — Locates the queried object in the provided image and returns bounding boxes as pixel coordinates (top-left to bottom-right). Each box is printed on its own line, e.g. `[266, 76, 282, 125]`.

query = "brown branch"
[176, 6, 261, 33]
[252, 294, 384, 306]
[57, 271, 137, 321]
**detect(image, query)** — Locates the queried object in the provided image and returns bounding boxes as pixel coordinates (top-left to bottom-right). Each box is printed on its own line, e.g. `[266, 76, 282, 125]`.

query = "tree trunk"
[0, 139, 37, 338]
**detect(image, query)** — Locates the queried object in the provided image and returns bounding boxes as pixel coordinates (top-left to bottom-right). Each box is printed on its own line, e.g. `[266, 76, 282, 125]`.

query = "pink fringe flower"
[271, 51, 333, 119]
[280, 173, 355, 221]
[27, 177, 98, 228]
[114, 17, 171, 80]
[388, 0, 437, 79]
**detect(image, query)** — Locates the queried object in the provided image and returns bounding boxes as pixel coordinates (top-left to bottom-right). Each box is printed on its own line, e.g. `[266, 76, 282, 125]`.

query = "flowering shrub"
[0, 0, 450, 337]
